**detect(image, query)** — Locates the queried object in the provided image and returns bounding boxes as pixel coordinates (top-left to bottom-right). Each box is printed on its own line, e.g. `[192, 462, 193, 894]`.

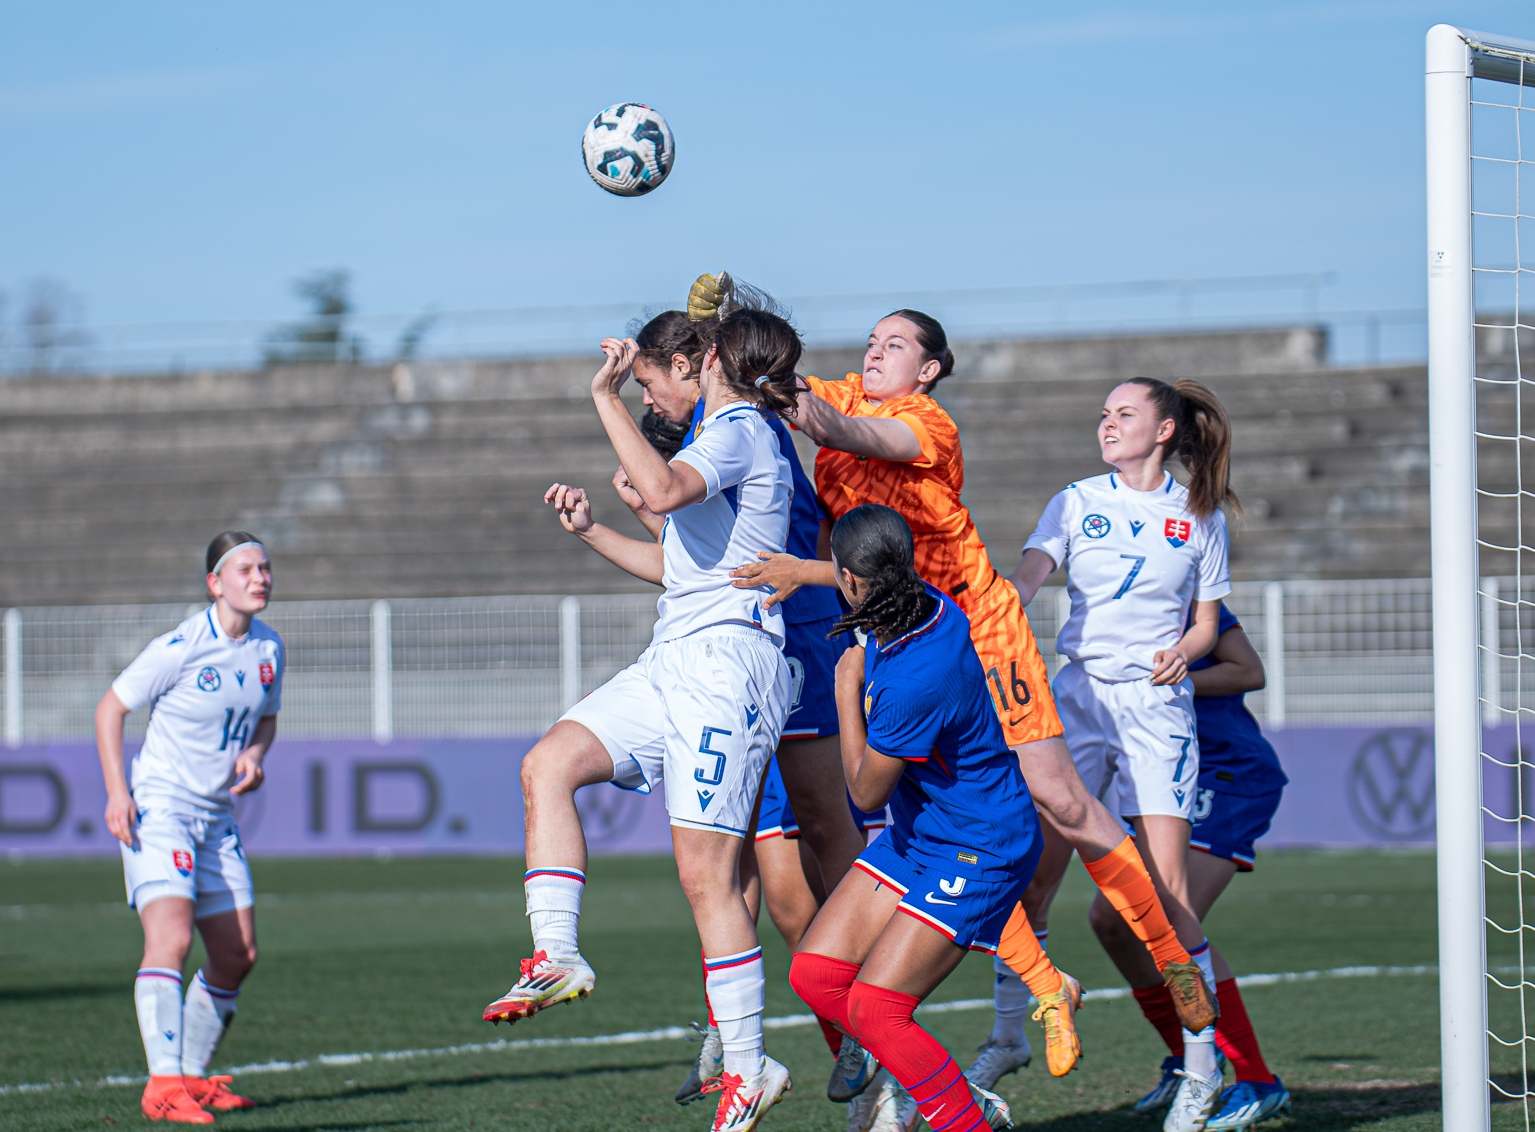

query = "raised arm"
[590, 339, 707, 515]
[793, 386, 923, 461]
[1008, 547, 1059, 608]
[545, 482, 664, 585]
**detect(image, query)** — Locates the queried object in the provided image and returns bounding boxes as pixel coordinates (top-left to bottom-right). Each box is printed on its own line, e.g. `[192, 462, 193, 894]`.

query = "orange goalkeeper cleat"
[1161, 959, 1220, 1033]
[1032, 971, 1084, 1077]
[140, 1075, 215, 1124]
[184, 1075, 255, 1112]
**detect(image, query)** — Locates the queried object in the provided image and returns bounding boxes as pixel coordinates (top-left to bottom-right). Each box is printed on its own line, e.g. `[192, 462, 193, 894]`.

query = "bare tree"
[21, 277, 90, 375]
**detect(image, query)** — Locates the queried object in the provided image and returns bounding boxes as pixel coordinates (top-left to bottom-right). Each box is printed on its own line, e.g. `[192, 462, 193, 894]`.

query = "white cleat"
[968, 1081, 1014, 1130]
[703, 1056, 792, 1132]
[964, 1036, 1032, 1091]
[1163, 1067, 1224, 1132]
[847, 1069, 915, 1132]
[828, 1035, 880, 1101]
[675, 1023, 724, 1105]
[481, 949, 595, 1025]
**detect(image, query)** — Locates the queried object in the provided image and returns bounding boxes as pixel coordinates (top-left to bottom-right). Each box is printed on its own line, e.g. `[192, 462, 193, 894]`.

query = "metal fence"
[0, 576, 1484, 744]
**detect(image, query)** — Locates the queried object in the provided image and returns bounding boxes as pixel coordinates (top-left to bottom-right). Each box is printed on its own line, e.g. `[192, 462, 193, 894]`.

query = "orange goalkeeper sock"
[1083, 836, 1190, 970]
[996, 903, 1064, 999]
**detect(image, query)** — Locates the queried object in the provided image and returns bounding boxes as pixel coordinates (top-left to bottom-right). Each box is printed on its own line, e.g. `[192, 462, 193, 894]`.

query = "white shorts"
[561, 625, 790, 837]
[121, 797, 253, 918]
[1053, 661, 1199, 821]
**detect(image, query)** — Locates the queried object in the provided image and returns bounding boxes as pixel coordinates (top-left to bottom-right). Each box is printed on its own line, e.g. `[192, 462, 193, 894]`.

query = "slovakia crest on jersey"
[1164, 519, 1191, 548]
[172, 850, 194, 877]
[259, 661, 275, 689]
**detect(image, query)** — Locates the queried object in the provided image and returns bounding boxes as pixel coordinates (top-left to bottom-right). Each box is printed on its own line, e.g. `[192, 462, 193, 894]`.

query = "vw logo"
[1347, 729, 1436, 839]
[197, 667, 221, 693]
[575, 785, 646, 846]
[1082, 514, 1111, 539]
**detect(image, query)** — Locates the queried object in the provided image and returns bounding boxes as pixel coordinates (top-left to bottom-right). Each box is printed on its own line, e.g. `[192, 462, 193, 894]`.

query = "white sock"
[990, 954, 1031, 1046]
[705, 946, 765, 1078]
[1188, 938, 1217, 991]
[1183, 1025, 1218, 1078]
[181, 969, 240, 1077]
[135, 968, 184, 1077]
[525, 867, 584, 959]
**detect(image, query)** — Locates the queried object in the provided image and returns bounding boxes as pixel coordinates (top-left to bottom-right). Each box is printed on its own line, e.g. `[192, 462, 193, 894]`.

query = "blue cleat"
[1204, 1077, 1291, 1131]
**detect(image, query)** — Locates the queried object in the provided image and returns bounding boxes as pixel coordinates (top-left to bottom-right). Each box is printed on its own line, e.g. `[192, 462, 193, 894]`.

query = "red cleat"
[141, 1075, 215, 1124]
[184, 1075, 255, 1112]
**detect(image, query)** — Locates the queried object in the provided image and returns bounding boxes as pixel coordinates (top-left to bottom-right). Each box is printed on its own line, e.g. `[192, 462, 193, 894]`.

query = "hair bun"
[687, 271, 731, 322]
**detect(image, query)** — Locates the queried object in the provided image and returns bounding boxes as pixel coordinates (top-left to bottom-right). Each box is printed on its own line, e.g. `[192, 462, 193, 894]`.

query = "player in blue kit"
[95, 531, 285, 1124]
[1092, 603, 1290, 1129]
[791, 504, 1041, 1132]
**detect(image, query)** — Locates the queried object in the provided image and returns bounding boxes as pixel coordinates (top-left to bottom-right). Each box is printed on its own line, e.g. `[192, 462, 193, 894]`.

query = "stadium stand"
[0, 325, 1445, 605]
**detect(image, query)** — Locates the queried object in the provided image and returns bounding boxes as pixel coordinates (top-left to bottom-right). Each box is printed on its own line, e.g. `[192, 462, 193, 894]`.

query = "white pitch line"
[0, 963, 1439, 1097]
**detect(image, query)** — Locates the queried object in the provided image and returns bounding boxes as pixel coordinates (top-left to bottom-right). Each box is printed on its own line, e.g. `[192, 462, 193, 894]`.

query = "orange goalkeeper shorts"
[965, 578, 1064, 748]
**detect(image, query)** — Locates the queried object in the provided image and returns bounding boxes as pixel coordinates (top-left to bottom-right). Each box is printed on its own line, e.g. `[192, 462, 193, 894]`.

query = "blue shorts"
[755, 754, 889, 841]
[1190, 786, 1282, 872]
[781, 616, 845, 740]
[853, 830, 1035, 952]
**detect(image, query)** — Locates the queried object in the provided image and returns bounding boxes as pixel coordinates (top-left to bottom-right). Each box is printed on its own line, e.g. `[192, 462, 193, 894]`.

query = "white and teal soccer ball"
[581, 103, 674, 196]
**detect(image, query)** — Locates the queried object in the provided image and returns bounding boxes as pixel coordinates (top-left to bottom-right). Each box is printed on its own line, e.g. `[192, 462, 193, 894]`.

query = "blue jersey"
[686, 400, 840, 625]
[863, 586, 1038, 877]
[1188, 603, 1288, 796]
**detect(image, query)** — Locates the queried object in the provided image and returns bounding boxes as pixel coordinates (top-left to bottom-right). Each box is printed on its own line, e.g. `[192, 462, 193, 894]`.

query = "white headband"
[211, 541, 266, 576]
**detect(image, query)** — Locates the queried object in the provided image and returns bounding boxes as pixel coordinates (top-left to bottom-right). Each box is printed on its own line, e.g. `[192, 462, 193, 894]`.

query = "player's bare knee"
[1088, 896, 1128, 944]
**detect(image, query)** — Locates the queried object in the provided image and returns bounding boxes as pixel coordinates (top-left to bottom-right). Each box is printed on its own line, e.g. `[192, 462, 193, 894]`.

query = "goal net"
[1427, 23, 1535, 1132]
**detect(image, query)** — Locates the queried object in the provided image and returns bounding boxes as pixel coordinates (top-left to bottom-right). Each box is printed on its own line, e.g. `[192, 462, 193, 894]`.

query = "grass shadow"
[0, 983, 121, 1003]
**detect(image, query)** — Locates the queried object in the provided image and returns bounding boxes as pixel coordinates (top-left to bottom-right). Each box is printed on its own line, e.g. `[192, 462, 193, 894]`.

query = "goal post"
[1427, 23, 1535, 1132]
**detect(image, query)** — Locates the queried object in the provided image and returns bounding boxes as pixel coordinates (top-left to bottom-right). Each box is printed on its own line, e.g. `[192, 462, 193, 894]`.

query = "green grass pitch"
[0, 850, 1517, 1130]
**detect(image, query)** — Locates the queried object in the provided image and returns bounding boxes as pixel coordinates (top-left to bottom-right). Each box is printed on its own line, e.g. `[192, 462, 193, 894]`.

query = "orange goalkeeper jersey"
[805, 374, 999, 613]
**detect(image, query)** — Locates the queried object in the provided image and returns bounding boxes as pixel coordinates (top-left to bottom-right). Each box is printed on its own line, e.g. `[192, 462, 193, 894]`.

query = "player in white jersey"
[481, 300, 802, 1132]
[1007, 378, 1241, 1132]
[95, 531, 285, 1124]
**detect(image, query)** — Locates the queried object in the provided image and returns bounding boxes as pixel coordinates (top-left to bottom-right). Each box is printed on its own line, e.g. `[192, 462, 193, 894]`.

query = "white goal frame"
[1428, 22, 1535, 1132]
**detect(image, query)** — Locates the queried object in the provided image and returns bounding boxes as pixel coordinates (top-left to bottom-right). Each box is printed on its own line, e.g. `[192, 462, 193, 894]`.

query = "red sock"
[1215, 978, 1275, 1083]
[700, 949, 716, 1028]
[817, 1015, 844, 1056]
[846, 982, 987, 1132]
[789, 952, 860, 1034]
[1132, 984, 1185, 1056]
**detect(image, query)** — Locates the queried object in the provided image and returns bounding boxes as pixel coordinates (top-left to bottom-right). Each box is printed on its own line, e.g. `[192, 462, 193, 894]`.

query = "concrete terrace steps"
[0, 325, 1440, 605]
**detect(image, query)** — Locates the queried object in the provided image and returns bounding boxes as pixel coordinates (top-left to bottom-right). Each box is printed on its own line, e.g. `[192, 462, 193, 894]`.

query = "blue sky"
[0, 1, 1530, 335]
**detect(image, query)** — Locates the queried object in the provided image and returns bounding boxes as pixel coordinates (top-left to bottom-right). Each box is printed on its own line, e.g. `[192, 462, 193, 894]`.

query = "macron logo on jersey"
[1164, 518, 1191, 548]
[1129, 520, 1144, 537]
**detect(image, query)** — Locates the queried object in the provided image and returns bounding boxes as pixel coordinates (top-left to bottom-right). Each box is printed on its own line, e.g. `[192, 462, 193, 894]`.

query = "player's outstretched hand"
[231, 751, 266, 795]
[104, 791, 137, 847]
[612, 465, 648, 515]
[1150, 648, 1189, 686]
[591, 337, 637, 400]
[544, 482, 595, 535]
[731, 551, 803, 609]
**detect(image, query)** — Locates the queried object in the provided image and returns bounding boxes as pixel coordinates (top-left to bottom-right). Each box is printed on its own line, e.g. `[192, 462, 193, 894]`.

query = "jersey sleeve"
[111, 632, 186, 712]
[803, 375, 861, 416]
[1023, 488, 1074, 568]
[886, 395, 954, 470]
[1196, 511, 1233, 601]
[264, 635, 285, 716]
[865, 674, 943, 761]
[671, 413, 756, 497]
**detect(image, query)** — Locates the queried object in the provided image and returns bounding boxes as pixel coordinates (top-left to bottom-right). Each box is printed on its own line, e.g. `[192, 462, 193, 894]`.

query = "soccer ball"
[581, 103, 674, 196]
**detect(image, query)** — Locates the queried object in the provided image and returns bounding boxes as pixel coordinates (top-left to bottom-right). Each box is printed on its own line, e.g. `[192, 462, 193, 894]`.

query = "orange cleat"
[1032, 971, 1084, 1077]
[184, 1075, 255, 1112]
[141, 1075, 215, 1124]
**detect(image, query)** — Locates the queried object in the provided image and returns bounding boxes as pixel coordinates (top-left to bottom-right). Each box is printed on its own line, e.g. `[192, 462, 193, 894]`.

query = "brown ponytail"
[1124, 377, 1242, 521]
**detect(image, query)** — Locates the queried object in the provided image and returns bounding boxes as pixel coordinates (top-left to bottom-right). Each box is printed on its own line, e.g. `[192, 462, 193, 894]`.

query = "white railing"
[0, 577, 1478, 745]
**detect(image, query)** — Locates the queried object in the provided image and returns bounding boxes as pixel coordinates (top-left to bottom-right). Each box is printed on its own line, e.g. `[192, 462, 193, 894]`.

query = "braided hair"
[828, 505, 937, 644]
